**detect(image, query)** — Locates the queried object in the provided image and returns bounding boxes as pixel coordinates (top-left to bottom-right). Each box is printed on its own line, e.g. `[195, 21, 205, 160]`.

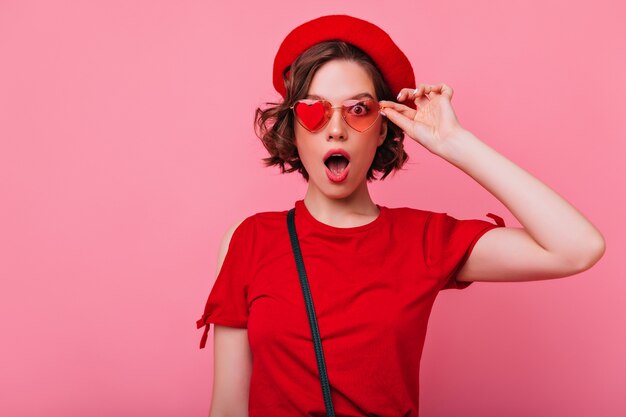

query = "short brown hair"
[254, 40, 409, 182]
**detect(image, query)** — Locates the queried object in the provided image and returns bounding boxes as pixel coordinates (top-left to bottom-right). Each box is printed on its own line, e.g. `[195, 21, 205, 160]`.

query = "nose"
[326, 106, 347, 141]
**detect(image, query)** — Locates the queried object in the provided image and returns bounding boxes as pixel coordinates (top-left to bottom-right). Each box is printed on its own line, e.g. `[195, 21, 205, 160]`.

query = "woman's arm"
[208, 220, 252, 417]
[380, 84, 605, 282]
[210, 325, 251, 417]
[445, 128, 605, 282]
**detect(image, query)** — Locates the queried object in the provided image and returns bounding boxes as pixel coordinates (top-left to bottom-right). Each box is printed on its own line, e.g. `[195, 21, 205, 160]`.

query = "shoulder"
[384, 203, 432, 216]
[386, 204, 490, 223]
[219, 207, 289, 252]
[384, 205, 497, 236]
[384, 204, 434, 227]
[214, 215, 256, 276]
[220, 218, 246, 249]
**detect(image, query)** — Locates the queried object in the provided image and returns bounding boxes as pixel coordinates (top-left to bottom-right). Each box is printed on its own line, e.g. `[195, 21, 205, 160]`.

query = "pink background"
[1, 1, 624, 416]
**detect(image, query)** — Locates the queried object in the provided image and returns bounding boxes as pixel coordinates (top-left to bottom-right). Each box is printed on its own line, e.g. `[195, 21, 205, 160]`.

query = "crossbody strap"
[287, 207, 336, 417]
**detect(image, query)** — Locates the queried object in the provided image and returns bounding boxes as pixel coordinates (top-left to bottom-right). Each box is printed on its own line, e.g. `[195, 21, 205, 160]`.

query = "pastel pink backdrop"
[0, 1, 623, 416]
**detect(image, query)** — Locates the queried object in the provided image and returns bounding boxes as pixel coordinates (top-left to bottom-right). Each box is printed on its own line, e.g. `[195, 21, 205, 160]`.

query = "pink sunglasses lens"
[343, 99, 380, 132]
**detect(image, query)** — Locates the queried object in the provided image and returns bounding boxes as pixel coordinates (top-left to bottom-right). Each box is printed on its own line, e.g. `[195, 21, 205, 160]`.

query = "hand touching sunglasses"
[290, 98, 384, 133]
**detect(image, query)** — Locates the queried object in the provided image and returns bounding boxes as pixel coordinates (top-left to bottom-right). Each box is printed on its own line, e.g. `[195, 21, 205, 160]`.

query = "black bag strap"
[287, 207, 336, 417]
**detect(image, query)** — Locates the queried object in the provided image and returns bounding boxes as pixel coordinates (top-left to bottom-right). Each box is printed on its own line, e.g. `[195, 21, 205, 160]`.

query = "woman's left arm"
[380, 84, 606, 283]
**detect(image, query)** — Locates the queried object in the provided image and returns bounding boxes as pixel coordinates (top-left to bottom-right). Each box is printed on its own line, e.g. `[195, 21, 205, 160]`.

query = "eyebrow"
[305, 92, 375, 100]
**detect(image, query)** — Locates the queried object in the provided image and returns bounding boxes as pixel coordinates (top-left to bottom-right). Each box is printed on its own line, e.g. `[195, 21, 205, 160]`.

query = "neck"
[302, 180, 380, 228]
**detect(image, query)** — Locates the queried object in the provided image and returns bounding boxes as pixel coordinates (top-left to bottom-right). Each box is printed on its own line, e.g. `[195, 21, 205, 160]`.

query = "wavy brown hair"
[254, 40, 409, 182]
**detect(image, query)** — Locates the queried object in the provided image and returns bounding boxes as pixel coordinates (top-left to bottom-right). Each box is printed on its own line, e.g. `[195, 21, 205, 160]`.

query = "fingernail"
[380, 110, 387, 117]
[396, 92, 402, 100]
[413, 88, 419, 95]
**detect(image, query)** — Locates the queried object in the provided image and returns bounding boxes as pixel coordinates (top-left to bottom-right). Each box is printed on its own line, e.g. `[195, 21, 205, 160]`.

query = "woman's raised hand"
[379, 83, 465, 157]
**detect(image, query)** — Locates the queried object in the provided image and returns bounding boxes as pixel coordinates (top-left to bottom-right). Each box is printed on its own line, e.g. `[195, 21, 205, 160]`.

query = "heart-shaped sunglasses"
[290, 98, 383, 133]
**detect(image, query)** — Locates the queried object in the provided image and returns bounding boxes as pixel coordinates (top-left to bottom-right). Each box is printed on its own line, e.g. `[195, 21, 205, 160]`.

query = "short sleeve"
[424, 211, 506, 290]
[195, 217, 254, 349]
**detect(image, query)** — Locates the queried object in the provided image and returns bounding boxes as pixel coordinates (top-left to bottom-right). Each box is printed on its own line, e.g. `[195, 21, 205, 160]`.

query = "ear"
[377, 118, 388, 147]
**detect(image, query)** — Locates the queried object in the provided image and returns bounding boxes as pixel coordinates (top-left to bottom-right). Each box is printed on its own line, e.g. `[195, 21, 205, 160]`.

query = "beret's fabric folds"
[196, 200, 506, 416]
[273, 14, 417, 109]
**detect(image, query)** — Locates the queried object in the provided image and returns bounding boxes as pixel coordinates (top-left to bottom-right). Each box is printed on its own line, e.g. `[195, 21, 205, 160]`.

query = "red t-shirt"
[196, 199, 505, 416]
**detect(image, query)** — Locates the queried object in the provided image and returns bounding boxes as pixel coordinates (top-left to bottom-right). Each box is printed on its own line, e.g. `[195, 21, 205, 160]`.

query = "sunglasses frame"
[289, 98, 383, 133]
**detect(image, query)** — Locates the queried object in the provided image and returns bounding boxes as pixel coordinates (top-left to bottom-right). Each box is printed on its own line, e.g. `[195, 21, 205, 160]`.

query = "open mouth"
[324, 154, 350, 176]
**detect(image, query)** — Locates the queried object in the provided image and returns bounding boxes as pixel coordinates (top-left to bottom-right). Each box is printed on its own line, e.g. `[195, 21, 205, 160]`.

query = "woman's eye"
[349, 102, 370, 116]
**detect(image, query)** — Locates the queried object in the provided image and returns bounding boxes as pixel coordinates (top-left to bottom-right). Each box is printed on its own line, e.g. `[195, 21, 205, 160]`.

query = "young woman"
[196, 14, 605, 417]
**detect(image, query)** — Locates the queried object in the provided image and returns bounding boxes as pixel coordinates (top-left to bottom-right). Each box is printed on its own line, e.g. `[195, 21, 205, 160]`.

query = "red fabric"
[196, 199, 506, 416]
[273, 14, 417, 110]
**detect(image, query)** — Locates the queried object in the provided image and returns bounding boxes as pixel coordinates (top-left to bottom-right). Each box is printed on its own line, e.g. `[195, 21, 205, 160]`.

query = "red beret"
[273, 14, 416, 109]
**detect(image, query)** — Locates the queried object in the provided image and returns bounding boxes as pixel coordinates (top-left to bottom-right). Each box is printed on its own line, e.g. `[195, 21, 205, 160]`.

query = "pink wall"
[1, 1, 623, 416]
